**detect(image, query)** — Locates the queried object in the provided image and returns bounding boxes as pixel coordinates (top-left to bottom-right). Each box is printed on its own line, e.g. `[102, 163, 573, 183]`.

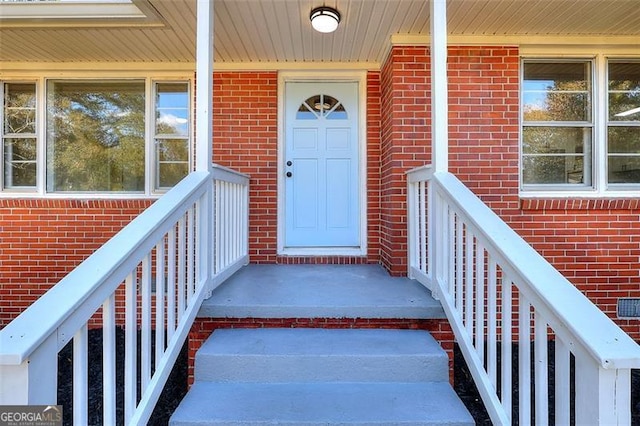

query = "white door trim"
[277, 70, 368, 256]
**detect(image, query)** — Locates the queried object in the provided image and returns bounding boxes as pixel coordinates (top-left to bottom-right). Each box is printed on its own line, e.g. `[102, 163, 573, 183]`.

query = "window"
[522, 61, 593, 188]
[521, 57, 640, 194]
[607, 61, 640, 185]
[3, 82, 37, 189]
[0, 77, 191, 196]
[155, 82, 190, 189]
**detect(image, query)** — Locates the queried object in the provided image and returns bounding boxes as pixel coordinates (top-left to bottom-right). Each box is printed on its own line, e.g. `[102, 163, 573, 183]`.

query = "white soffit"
[0, 0, 164, 28]
[0, 0, 639, 64]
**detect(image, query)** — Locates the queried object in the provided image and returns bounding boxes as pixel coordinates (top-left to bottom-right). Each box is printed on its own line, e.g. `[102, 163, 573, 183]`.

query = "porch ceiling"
[0, 0, 639, 67]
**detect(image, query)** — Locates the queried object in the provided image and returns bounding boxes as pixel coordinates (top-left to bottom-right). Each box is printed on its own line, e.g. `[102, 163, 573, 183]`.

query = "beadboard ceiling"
[0, 0, 639, 67]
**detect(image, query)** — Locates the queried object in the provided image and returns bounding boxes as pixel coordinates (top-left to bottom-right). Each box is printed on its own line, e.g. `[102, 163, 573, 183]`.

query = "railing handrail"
[0, 171, 211, 365]
[429, 170, 640, 369]
[212, 163, 250, 184]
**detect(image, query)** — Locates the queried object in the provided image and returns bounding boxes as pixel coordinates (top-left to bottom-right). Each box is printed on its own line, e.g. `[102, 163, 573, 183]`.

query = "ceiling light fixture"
[310, 6, 340, 33]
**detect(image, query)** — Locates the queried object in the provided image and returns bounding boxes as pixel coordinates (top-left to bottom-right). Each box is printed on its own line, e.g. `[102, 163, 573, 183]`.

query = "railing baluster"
[187, 206, 195, 303]
[195, 199, 201, 286]
[226, 182, 232, 267]
[141, 254, 152, 394]
[555, 339, 571, 424]
[475, 242, 485, 365]
[73, 325, 88, 426]
[124, 271, 137, 425]
[233, 183, 240, 260]
[177, 216, 186, 319]
[167, 226, 177, 340]
[242, 183, 249, 256]
[455, 218, 463, 313]
[519, 293, 532, 426]
[420, 181, 427, 273]
[155, 241, 166, 367]
[486, 258, 497, 390]
[448, 208, 455, 296]
[102, 294, 117, 426]
[214, 181, 221, 274]
[534, 313, 549, 426]
[440, 194, 449, 292]
[464, 231, 474, 336]
[501, 275, 512, 420]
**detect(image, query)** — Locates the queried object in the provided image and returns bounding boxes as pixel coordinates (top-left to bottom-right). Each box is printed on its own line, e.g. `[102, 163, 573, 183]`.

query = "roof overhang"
[0, 0, 164, 28]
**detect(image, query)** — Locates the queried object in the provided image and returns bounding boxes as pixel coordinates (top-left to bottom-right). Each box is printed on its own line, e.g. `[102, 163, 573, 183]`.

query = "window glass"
[3, 83, 37, 189]
[608, 62, 640, 185]
[46, 80, 145, 192]
[522, 61, 593, 187]
[523, 62, 591, 122]
[296, 94, 347, 120]
[155, 82, 189, 189]
[522, 127, 590, 184]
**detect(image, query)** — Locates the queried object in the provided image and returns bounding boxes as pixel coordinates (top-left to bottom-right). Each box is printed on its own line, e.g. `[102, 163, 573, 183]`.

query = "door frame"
[277, 70, 368, 256]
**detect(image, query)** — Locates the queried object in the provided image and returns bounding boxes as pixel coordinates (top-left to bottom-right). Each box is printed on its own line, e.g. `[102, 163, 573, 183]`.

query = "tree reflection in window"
[296, 94, 347, 120]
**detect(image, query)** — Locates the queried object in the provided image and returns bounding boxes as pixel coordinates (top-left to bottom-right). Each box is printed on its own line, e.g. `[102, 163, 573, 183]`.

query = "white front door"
[284, 81, 360, 248]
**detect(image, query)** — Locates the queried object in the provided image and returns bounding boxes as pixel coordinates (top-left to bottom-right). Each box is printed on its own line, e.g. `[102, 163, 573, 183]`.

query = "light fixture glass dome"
[310, 6, 341, 33]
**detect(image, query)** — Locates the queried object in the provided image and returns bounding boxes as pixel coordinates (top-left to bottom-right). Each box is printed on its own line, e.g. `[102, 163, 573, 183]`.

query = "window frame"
[520, 53, 640, 198]
[1, 81, 39, 192]
[520, 58, 595, 191]
[0, 73, 194, 199]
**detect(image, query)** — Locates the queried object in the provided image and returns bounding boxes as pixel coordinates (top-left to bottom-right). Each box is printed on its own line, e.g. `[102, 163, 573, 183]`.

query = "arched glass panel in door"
[296, 94, 348, 120]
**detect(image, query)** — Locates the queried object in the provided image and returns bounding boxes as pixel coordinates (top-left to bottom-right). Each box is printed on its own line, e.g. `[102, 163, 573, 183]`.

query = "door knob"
[286, 161, 292, 166]
[286, 171, 292, 178]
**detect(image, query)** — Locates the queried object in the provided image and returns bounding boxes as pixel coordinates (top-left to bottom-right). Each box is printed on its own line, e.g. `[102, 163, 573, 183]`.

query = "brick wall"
[213, 71, 382, 264]
[0, 199, 151, 326]
[445, 46, 640, 340]
[212, 71, 279, 263]
[380, 46, 431, 275]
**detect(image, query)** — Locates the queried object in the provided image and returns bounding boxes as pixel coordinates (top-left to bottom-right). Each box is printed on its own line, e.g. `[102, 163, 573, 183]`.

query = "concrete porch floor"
[199, 264, 445, 319]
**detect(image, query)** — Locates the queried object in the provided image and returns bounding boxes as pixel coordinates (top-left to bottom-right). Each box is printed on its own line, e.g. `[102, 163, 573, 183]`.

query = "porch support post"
[195, 0, 214, 292]
[430, 0, 448, 172]
[195, 0, 213, 173]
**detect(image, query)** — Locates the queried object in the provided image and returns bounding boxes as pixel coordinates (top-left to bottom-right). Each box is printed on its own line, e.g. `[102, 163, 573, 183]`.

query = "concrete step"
[171, 328, 473, 426]
[195, 328, 449, 383]
[170, 382, 474, 426]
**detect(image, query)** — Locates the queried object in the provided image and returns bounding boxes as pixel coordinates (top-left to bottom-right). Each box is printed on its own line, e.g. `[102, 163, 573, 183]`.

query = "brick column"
[380, 46, 431, 275]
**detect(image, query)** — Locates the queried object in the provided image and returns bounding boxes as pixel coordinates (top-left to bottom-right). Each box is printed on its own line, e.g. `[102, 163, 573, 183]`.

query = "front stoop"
[170, 328, 473, 426]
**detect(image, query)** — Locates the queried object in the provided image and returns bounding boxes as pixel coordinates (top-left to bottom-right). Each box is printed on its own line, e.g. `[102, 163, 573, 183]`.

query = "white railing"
[0, 165, 249, 425]
[212, 164, 250, 286]
[408, 165, 640, 425]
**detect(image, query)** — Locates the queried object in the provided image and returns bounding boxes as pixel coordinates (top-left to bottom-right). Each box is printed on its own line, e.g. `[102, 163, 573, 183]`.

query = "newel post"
[0, 334, 58, 405]
[195, 0, 214, 294]
[574, 355, 632, 425]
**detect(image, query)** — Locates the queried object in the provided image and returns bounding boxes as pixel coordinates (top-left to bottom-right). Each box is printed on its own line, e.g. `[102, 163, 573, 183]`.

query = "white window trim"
[0, 72, 194, 199]
[520, 51, 640, 199]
